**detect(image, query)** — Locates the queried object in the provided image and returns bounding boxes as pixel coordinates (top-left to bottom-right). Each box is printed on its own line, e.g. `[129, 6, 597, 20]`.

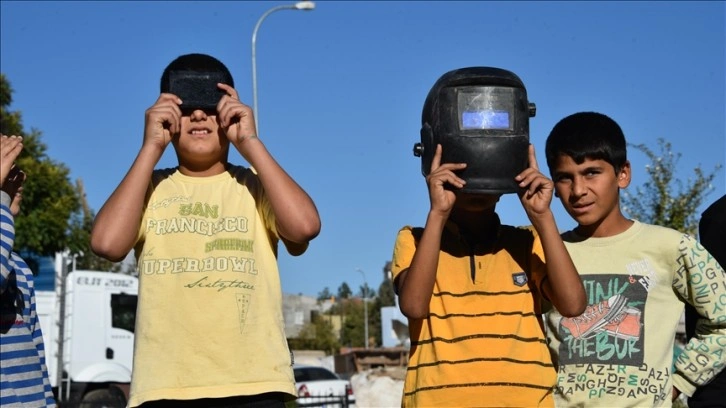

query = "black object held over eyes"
[414, 67, 537, 194]
[165, 70, 229, 115]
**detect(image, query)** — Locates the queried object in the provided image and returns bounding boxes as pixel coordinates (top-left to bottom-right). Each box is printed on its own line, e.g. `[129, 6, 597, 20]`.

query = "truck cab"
[36, 268, 138, 407]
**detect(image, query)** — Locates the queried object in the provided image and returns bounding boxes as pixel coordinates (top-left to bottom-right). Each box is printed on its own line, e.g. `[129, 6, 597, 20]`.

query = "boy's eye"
[585, 169, 601, 177]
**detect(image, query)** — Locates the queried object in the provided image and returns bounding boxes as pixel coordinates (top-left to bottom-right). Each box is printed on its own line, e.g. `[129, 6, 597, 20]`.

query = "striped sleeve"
[1, 193, 57, 407]
[28, 271, 56, 404]
[1, 191, 15, 293]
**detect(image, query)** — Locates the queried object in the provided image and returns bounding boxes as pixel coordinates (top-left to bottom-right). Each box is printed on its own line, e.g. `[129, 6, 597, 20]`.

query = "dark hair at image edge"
[159, 53, 234, 92]
[545, 111, 628, 174]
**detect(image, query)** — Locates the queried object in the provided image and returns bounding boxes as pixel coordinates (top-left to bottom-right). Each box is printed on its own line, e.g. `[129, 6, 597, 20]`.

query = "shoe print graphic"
[561, 294, 642, 341]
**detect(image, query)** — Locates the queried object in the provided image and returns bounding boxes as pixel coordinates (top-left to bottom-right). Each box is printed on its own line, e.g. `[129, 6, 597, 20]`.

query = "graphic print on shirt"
[236, 293, 252, 334]
[555, 259, 673, 402]
[139, 195, 261, 333]
[558, 269, 652, 366]
[512, 271, 528, 287]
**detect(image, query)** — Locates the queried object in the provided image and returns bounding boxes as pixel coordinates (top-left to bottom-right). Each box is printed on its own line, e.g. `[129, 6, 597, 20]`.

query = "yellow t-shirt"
[545, 220, 726, 407]
[128, 166, 296, 406]
[391, 219, 556, 407]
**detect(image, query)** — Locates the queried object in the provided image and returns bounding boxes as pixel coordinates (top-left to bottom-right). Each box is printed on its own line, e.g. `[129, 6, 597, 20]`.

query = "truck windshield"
[111, 293, 137, 333]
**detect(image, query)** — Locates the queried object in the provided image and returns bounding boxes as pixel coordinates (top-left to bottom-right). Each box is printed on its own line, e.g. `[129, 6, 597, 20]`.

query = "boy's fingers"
[0, 136, 24, 183]
[217, 83, 239, 100]
[528, 144, 539, 171]
[158, 92, 183, 105]
[430, 144, 443, 172]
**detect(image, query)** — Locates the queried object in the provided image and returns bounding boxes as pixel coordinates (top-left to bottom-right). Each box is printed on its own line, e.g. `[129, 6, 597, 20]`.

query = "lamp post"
[355, 268, 369, 349]
[251, 1, 315, 134]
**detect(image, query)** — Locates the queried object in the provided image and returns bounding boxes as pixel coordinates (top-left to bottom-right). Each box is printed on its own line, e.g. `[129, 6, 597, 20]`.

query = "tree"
[622, 138, 721, 235]
[377, 261, 396, 307]
[0, 74, 81, 263]
[288, 315, 340, 355]
[66, 179, 127, 272]
[339, 299, 365, 347]
[317, 287, 333, 302]
[337, 282, 352, 299]
[0, 74, 126, 275]
[358, 283, 372, 299]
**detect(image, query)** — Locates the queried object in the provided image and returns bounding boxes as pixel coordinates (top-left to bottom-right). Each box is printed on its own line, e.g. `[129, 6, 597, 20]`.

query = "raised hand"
[426, 144, 467, 216]
[0, 134, 23, 187]
[144, 93, 182, 150]
[515, 144, 554, 219]
[216, 83, 257, 146]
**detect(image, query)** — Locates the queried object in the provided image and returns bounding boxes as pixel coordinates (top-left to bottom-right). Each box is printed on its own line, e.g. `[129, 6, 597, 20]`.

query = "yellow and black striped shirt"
[392, 219, 556, 407]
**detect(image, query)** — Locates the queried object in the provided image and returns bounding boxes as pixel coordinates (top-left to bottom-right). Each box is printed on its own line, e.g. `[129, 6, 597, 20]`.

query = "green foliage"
[339, 299, 366, 347]
[622, 138, 721, 236]
[14, 146, 79, 256]
[358, 283, 372, 298]
[66, 180, 128, 272]
[337, 282, 352, 299]
[288, 315, 341, 355]
[0, 74, 22, 136]
[377, 261, 396, 307]
[317, 287, 333, 301]
[0, 74, 120, 272]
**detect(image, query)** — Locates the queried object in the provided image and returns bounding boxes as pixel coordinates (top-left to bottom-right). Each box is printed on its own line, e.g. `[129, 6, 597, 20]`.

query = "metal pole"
[356, 268, 369, 349]
[251, 2, 315, 135]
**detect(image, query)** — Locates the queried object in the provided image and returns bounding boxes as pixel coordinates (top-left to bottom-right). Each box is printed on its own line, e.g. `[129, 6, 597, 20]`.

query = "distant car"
[293, 365, 356, 407]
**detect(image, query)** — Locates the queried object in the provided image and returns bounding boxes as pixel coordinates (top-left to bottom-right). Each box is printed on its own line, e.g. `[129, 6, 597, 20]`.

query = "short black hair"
[545, 111, 627, 175]
[160, 53, 234, 92]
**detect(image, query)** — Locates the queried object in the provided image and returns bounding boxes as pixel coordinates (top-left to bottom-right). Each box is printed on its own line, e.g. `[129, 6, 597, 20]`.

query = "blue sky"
[1, 1, 724, 297]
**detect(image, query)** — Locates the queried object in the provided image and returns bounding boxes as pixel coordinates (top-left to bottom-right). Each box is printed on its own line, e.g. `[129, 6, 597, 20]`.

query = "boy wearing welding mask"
[91, 53, 320, 408]
[391, 67, 586, 407]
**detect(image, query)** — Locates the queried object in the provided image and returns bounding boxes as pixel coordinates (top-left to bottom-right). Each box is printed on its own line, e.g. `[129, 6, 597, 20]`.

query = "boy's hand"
[144, 93, 182, 150]
[0, 134, 23, 188]
[216, 83, 257, 145]
[515, 144, 553, 218]
[427, 144, 466, 216]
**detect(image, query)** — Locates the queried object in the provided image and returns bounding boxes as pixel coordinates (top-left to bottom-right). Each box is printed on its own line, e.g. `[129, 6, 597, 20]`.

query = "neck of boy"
[450, 207, 498, 242]
[574, 213, 634, 239]
[177, 161, 228, 177]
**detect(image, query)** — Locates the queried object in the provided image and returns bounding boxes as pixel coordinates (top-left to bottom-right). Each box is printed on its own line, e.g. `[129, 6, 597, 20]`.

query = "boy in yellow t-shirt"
[392, 67, 586, 407]
[91, 54, 320, 408]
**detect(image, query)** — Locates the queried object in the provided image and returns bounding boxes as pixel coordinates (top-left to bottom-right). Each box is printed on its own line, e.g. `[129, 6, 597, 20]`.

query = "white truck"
[35, 255, 138, 407]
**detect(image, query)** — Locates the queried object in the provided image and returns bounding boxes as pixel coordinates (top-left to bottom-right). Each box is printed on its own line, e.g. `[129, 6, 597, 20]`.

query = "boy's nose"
[190, 109, 208, 121]
[572, 177, 587, 197]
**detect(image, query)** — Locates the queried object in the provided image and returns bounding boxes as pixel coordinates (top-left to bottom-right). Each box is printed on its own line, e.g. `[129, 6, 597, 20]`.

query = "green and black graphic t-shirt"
[545, 220, 726, 408]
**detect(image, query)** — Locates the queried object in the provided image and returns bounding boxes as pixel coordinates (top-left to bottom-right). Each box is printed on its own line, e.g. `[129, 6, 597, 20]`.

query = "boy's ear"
[618, 161, 632, 188]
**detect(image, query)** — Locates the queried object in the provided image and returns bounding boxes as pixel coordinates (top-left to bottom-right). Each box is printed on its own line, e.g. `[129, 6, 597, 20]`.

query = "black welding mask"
[162, 70, 234, 115]
[414, 67, 536, 194]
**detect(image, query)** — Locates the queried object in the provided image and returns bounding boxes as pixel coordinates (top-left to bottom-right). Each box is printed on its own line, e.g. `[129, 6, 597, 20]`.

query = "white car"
[293, 365, 356, 407]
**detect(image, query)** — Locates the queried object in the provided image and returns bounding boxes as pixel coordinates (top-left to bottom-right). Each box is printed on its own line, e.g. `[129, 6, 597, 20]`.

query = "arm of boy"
[515, 145, 586, 317]
[397, 144, 466, 319]
[1, 135, 21, 293]
[1, 135, 24, 292]
[91, 94, 182, 262]
[671, 234, 726, 398]
[216, 83, 321, 255]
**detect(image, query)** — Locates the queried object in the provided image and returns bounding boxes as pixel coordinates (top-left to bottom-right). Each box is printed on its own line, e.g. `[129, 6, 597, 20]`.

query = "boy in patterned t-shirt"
[543, 111, 726, 407]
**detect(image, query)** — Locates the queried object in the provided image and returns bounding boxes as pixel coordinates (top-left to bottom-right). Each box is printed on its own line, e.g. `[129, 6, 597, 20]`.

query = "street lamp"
[251, 1, 315, 134]
[355, 268, 369, 349]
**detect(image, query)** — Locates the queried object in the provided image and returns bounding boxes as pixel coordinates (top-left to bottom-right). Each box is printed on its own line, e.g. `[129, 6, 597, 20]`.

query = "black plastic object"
[166, 70, 228, 115]
[414, 67, 536, 194]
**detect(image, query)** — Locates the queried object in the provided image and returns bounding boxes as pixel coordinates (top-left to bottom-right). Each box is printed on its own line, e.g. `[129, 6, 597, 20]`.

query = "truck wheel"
[79, 388, 127, 408]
